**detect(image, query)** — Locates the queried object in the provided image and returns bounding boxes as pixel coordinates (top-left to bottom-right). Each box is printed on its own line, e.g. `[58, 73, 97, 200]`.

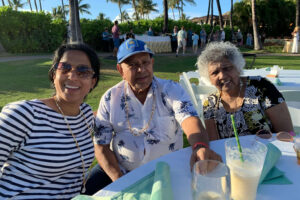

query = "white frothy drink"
[197, 191, 223, 200]
[227, 159, 261, 200]
[225, 138, 267, 200]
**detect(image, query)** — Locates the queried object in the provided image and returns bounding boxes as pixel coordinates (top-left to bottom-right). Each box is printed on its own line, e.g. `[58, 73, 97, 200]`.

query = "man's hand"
[189, 147, 222, 171]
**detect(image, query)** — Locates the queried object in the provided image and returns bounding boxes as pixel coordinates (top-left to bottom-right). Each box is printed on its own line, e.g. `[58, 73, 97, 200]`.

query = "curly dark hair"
[48, 43, 100, 91]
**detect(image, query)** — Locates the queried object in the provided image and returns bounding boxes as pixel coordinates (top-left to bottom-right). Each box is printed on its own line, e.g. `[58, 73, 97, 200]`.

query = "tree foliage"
[233, 0, 296, 38]
[0, 6, 65, 53]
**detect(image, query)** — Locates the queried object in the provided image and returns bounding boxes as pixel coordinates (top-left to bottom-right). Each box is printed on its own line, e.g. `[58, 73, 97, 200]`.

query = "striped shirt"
[0, 100, 94, 199]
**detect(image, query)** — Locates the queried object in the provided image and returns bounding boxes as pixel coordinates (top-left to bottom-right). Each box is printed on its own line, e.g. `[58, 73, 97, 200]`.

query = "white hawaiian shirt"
[94, 76, 198, 172]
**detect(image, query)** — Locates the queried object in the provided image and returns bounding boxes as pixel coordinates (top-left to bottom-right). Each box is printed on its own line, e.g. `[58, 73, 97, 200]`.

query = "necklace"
[124, 82, 156, 136]
[54, 97, 94, 193]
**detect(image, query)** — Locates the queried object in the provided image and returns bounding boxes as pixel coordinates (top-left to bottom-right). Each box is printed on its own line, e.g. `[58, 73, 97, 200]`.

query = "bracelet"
[192, 142, 209, 151]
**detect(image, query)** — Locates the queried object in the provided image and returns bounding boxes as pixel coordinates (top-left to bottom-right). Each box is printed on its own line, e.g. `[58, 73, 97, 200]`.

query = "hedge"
[0, 7, 66, 53]
[0, 7, 236, 53]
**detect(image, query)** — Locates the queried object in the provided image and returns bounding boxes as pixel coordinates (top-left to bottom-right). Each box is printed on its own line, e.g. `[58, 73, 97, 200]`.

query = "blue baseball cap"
[117, 39, 154, 63]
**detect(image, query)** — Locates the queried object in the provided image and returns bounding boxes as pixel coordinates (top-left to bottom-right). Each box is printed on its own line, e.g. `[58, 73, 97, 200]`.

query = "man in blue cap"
[84, 39, 221, 195]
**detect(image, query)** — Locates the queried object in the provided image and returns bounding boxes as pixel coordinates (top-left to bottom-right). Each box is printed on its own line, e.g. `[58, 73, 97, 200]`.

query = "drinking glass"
[225, 137, 267, 200]
[192, 160, 231, 200]
[294, 136, 300, 165]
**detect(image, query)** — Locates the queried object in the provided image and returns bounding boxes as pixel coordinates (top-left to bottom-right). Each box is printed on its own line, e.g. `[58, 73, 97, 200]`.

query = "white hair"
[196, 42, 245, 81]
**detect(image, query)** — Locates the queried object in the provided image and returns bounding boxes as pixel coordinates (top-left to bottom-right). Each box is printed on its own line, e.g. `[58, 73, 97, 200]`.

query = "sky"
[19, 0, 234, 22]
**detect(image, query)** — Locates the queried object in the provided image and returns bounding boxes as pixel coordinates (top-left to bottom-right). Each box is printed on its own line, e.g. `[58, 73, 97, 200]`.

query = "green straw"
[230, 114, 244, 162]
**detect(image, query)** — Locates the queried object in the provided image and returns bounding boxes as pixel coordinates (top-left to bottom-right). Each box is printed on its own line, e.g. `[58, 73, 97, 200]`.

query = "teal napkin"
[259, 143, 292, 185]
[72, 162, 173, 200]
[265, 67, 271, 71]
[275, 78, 282, 86]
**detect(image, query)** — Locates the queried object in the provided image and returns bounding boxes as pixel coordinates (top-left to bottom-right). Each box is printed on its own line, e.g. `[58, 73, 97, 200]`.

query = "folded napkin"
[72, 162, 173, 200]
[275, 78, 282, 86]
[265, 67, 271, 71]
[259, 143, 292, 185]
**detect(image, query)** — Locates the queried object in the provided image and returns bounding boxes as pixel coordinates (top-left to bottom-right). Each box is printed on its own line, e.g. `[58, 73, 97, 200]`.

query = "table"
[243, 68, 300, 91]
[135, 35, 172, 53]
[95, 135, 299, 200]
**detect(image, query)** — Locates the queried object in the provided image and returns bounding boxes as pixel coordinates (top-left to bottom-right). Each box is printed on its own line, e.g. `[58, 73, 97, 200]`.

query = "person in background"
[84, 39, 222, 195]
[171, 26, 178, 53]
[0, 43, 100, 199]
[112, 20, 120, 57]
[197, 42, 293, 140]
[187, 28, 193, 47]
[261, 32, 266, 46]
[236, 29, 243, 46]
[176, 26, 187, 57]
[220, 29, 225, 42]
[192, 31, 199, 54]
[147, 27, 154, 36]
[291, 27, 299, 54]
[246, 32, 253, 47]
[102, 27, 111, 52]
[126, 29, 135, 40]
[200, 28, 207, 48]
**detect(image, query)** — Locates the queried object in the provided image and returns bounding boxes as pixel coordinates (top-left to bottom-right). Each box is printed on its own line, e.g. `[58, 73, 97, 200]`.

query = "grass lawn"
[1, 54, 300, 111]
[0, 54, 300, 149]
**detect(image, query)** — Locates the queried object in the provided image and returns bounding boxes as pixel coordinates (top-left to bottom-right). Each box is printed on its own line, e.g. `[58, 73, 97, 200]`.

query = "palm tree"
[27, 0, 32, 11]
[65, 0, 91, 17]
[163, 0, 168, 33]
[69, 0, 83, 43]
[230, 0, 233, 41]
[251, 0, 262, 50]
[216, 0, 223, 29]
[39, 0, 42, 11]
[296, 0, 299, 27]
[168, 0, 178, 20]
[205, 0, 210, 24]
[136, 0, 158, 19]
[107, 0, 130, 23]
[78, 0, 91, 15]
[131, 0, 139, 20]
[52, 6, 66, 19]
[178, 0, 195, 20]
[33, 0, 38, 12]
[209, 0, 214, 42]
[61, 0, 66, 20]
[97, 12, 107, 20]
[7, 0, 12, 7]
[11, 0, 25, 11]
[2, 0, 6, 6]
[120, 10, 130, 21]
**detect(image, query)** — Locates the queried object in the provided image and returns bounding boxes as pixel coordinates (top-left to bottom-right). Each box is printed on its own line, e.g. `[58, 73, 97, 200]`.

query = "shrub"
[0, 7, 65, 53]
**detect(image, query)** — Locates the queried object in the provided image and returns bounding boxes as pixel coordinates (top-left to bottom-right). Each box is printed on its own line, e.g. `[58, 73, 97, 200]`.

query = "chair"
[287, 106, 300, 133]
[179, 72, 217, 123]
[280, 90, 300, 102]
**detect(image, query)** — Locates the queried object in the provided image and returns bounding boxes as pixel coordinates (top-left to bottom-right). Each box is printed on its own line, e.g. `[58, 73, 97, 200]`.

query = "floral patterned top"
[94, 76, 197, 172]
[203, 76, 285, 139]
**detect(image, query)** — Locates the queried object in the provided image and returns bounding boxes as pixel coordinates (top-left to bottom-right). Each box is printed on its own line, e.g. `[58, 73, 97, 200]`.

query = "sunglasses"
[54, 62, 95, 79]
[255, 129, 294, 142]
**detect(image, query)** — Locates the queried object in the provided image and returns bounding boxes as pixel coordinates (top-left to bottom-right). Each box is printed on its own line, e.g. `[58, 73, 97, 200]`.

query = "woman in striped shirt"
[0, 43, 100, 199]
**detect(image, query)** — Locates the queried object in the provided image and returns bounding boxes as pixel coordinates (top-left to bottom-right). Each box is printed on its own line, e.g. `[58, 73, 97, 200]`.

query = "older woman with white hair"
[197, 42, 294, 140]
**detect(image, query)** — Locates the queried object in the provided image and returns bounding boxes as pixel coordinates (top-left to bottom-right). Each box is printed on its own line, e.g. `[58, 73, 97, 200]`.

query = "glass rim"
[193, 159, 229, 177]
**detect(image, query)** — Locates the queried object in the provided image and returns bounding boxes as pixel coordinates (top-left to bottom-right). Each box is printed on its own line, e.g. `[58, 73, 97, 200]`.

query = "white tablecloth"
[243, 69, 300, 91]
[95, 135, 299, 200]
[135, 35, 172, 53]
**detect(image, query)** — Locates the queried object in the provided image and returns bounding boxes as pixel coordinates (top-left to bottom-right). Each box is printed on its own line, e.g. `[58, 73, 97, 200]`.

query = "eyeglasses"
[125, 60, 152, 71]
[54, 62, 95, 79]
[255, 129, 294, 142]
